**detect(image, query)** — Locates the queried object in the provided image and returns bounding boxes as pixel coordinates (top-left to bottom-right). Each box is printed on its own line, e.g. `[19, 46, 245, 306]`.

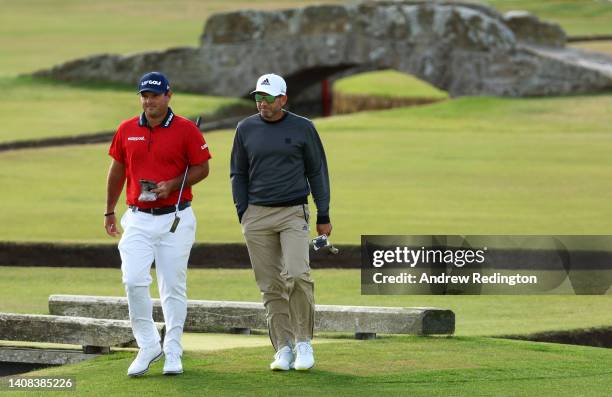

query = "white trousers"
[118, 207, 196, 356]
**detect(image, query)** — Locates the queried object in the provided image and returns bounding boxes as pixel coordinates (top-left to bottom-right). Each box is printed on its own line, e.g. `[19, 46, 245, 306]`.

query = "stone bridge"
[34, 1, 612, 113]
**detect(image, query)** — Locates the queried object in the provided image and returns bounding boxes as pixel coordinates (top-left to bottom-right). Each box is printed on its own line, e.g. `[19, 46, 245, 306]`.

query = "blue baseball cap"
[138, 72, 170, 94]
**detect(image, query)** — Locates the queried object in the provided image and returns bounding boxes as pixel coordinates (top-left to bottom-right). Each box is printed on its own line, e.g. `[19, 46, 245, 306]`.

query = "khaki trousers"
[241, 204, 314, 350]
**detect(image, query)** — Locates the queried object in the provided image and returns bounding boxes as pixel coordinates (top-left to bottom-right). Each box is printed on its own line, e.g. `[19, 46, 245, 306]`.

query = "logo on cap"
[138, 72, 170, 94]
[141, 80, 162, 86]
[250, 73, 287, 97]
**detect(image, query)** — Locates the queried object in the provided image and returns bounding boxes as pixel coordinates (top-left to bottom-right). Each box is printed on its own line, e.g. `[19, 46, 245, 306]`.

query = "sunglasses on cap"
[254, 93, 281, 104]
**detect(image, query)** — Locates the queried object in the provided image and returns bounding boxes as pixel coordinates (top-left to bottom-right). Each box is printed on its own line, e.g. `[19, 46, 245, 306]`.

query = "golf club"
[169, 116, 202, 233]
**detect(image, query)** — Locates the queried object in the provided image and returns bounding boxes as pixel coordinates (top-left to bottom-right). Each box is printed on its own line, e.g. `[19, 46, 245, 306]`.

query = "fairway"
[5, 336, 612, 397]
[1, 95, 611, 243]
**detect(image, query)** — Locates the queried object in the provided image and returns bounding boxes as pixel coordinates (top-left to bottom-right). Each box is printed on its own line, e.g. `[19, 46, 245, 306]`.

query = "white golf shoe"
[127, 344, 163, 377]
[270, 346, 294, 371]
[163, 353, 183, 375]
[293, 342, 314, 370]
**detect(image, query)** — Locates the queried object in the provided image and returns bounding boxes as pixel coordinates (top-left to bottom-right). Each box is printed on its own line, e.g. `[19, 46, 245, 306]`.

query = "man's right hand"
[104, 214, 121, 237]
[316, 223, 332, 237]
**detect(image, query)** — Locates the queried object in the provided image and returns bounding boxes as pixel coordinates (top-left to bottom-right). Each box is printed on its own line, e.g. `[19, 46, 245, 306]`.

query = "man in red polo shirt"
[104, 71, 211, 377]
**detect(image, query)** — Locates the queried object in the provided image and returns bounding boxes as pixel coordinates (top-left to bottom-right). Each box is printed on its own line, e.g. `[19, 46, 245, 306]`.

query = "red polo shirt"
[109, 108, 211, 208]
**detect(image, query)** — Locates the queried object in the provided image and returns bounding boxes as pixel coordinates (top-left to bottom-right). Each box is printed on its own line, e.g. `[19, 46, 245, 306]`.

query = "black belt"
[263, 196, 308, 207]
[129, 201, 191, 215]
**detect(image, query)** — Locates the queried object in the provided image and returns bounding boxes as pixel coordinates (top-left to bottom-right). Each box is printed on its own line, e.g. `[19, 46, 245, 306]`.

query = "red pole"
[321, 79, 332, 117]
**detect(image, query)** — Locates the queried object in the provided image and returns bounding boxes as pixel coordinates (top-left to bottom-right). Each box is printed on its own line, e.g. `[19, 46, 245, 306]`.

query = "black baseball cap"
[138, 72, 170, 94]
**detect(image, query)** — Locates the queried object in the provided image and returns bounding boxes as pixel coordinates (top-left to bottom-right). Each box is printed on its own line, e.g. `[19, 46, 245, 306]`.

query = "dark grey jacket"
[230, 111, 330, 224]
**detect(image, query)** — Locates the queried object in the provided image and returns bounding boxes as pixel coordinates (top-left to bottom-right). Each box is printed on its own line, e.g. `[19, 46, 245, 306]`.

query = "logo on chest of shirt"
[128, 136, 145, 141]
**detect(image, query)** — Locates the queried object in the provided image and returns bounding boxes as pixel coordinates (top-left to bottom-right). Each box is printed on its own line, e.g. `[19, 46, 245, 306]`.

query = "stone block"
[0, 313, 164, 351]
[49, 295, 454, 335]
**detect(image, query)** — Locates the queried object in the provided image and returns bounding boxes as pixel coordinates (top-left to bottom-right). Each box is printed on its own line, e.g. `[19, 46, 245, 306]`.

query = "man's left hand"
[316, 223, 332, 237]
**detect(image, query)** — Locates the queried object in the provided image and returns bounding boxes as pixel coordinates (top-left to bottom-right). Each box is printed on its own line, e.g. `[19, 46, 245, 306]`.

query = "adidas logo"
[261, 78, 270, 85]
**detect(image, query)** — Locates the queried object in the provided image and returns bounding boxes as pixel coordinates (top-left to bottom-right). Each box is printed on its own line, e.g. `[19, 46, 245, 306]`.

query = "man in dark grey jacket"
[230, 73, 332, 371]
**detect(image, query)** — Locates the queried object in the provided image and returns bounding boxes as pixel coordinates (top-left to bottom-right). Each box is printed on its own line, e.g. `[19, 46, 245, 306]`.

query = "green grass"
[1, 267, 610, 336]
[4, 336, 612, 396]
[571, 40, 612, 55]
[485, 0, 612, 36]
[0, 76, 248, 143]
[1, 95, 611, 243]
[334, 70, 448, 99]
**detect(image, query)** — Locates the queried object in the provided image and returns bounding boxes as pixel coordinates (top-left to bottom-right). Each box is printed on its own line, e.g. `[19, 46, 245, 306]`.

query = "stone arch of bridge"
[244, 64, 448, 117]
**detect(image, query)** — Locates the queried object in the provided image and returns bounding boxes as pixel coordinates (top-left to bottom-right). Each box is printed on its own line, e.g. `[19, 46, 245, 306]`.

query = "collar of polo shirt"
[139, 107, 175, 128]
